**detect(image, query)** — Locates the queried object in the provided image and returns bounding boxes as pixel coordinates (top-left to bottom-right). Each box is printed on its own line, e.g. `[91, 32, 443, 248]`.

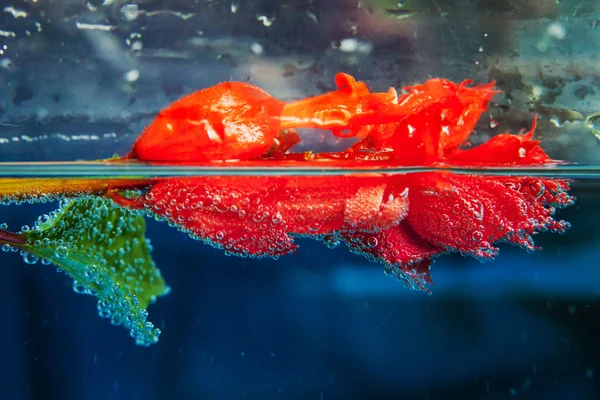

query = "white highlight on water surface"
[76, 22, 116, 31]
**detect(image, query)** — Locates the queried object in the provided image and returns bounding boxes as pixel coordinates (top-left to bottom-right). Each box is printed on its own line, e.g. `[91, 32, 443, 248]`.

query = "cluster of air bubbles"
[16, 197, 166, 346]
[87, 265, 161, 347]
[383, 262, 432, 294]
[0, 191, 77, 207]
[323, 235, 341, 249]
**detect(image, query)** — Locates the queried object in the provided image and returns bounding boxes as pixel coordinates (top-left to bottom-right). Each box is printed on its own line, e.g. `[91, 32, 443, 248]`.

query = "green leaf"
[21, 197, 169, 347]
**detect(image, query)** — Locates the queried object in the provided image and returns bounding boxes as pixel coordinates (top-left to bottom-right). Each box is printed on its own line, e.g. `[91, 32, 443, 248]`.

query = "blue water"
[2, 0, 600, 399]
[0, 181, 598, 399]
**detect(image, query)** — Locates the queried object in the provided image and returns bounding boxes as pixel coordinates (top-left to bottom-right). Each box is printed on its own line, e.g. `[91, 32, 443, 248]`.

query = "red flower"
[111, 73, 574, 291]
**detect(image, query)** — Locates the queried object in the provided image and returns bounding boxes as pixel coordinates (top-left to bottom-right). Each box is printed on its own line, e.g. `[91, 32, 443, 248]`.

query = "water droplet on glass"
[256, 14, 274, 27]
[120, 4, 139, 21]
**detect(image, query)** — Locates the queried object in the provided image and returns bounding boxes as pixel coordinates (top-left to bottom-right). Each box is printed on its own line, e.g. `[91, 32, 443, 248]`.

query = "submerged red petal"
[406, 173, 573, 257]
[138, 177, 296, 258]
[342, 222, 444, 291]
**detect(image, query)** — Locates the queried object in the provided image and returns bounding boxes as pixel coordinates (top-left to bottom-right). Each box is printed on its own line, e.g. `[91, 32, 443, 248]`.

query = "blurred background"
[1, 0, 600, 399]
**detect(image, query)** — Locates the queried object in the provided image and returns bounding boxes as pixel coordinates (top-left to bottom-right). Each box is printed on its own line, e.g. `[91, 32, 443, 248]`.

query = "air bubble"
[308, 222, 321, 232]
[324, 235, 340, 249]
[73, 281, 88, 294]
[22, 252, 39, 265]
[271, 213, 283, 224]
[472, 231, 484, 243]
[54, 245, 69, 259]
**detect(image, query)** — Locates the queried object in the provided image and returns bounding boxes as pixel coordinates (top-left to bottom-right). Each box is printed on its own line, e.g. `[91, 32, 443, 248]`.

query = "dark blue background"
[1, 183, 599, 400]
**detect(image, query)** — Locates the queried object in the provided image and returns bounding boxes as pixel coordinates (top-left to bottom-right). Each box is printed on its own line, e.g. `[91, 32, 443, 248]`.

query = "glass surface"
[1, 1, 600, 399]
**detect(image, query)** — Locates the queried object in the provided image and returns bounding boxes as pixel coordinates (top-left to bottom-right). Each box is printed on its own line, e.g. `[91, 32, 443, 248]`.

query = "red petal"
[406, 174, 573, 257]
[344, 184, 409, 231]
[130, 82, 284, 162]
[445, 118, 553, 165]
[141, 177, 296, 258]
[342, 222, 444, 292]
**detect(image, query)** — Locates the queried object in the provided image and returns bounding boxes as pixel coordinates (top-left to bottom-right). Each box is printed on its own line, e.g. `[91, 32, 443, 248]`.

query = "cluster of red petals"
[116, 73, 574, 291]
[113, 172, 572, 291]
